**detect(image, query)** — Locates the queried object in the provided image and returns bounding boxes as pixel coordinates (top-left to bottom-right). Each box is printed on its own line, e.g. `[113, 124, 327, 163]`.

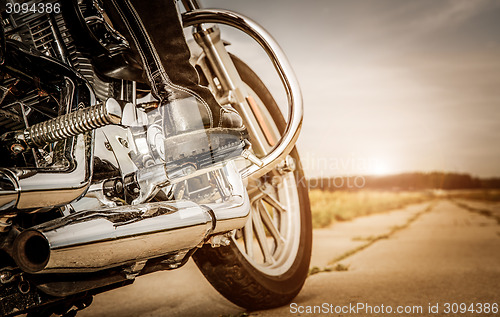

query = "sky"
[198, 0, 500, 178]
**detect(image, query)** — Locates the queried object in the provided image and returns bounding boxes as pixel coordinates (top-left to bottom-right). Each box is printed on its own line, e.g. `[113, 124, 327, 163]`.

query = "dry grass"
[310, 190, 434, 228]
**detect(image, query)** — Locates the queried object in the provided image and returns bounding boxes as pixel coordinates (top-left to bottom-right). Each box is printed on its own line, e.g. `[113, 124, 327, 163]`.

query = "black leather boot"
[105, 0, 248, 163]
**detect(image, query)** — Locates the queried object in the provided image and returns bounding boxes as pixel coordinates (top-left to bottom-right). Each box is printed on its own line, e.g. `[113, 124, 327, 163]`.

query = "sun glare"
[370, 160, 392, 176]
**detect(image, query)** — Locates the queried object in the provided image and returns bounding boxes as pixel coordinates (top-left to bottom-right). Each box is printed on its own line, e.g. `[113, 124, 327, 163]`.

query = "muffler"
[13, 162, 250, 274]
[13, 201, 213, 274]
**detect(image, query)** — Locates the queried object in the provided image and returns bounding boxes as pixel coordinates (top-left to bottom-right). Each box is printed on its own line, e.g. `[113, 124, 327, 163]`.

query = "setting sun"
[370, 159, 393, 176]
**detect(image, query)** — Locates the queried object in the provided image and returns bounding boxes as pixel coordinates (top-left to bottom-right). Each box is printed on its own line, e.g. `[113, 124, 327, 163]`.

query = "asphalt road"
[79, 200, 500, 317]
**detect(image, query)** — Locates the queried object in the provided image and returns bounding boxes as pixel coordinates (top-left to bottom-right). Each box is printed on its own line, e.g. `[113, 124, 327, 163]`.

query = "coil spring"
[27, 99, 122, 146]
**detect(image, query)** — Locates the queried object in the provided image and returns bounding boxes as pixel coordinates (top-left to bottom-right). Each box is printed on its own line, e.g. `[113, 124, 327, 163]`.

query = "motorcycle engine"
[1, 0, 113, 97]
[0, 0, 240, 209]
[0, 0, 117, 166]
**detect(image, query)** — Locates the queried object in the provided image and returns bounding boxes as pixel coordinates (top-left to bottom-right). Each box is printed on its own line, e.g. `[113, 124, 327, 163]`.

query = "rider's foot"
[164, 91, 246, 135]
[103, 0, 249, 166]
[162, 92, 249, 166]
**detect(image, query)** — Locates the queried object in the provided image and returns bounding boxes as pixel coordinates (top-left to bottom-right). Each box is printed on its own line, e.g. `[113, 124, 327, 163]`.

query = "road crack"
[309, 202, 436, 276]
[453, 200, 500, 224]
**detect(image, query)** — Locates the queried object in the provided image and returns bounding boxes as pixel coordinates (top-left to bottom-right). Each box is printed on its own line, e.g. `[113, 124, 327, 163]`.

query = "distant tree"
[308, 172, 500, 191]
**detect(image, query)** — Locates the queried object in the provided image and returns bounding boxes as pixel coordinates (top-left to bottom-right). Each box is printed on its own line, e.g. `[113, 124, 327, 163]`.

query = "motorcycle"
[0, 0, 311, 315]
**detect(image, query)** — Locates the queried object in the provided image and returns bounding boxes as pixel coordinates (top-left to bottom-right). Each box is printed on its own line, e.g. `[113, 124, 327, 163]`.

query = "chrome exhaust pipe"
[13, 201, 214, 274]
[13, 162, 250, 274]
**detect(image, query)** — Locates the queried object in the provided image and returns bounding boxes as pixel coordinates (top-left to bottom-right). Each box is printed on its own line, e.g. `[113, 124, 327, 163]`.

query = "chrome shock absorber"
[25, 99, 123, 147]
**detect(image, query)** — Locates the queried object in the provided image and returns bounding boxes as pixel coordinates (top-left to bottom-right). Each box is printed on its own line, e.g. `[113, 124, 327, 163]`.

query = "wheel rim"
[226, 69, 304, 276]
[233, 170, 301, 276]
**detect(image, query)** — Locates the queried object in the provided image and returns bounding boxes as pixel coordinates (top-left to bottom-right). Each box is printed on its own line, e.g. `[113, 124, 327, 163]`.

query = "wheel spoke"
[252, 208, 274, 264]
[262, 193, 287, 214]
[258, 201, 285, 247]
[242, 214, 254, 258]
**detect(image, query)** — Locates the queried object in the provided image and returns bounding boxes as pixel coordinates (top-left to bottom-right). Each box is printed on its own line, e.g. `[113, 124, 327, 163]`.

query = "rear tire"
[193, 56, 312, 309]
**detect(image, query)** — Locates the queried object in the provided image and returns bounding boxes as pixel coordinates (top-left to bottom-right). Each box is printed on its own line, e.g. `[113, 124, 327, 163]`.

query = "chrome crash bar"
[182, 9, 304, 179]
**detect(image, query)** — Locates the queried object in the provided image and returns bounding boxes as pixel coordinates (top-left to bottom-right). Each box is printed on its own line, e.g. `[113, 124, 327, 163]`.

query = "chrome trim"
[183, 9, 304, 179]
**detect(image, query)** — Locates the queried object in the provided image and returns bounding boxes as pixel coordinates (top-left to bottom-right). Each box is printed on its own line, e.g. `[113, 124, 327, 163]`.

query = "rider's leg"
[104, 0, 246, 135]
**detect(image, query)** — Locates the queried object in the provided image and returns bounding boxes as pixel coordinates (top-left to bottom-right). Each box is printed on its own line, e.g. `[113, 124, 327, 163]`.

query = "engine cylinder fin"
[0, 109, 25, 132]
[54, 11, 112, 101]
